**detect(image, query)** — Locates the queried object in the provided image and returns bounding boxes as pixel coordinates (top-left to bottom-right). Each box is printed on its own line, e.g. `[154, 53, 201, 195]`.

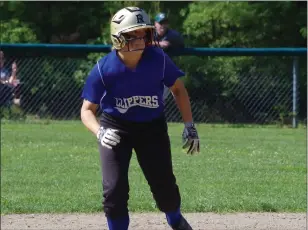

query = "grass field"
[1, 120, 306, 215]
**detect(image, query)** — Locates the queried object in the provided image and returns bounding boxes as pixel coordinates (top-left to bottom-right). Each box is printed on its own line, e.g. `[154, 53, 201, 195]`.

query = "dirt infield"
[1, 212, 306, 230]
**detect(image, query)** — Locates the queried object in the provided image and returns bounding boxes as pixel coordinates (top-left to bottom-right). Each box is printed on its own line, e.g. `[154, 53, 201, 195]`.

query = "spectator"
[0, 51, 21, 106]
[10, 61, 21, 106]
[154, 12, 185, 54]
[153, 13, 185, 100]
[0, 51, 10, 84]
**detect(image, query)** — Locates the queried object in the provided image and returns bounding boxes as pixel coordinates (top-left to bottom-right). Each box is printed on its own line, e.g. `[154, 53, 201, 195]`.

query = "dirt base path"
[1, 212, 306, 230]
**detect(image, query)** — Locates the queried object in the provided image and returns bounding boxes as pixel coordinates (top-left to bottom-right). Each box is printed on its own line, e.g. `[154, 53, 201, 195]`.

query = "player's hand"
[182, 122, 200, 155]
[96, 126, 121, 149]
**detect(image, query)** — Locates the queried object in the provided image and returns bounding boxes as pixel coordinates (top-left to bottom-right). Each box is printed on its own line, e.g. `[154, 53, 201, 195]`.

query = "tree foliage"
[0, 19, 37, 43]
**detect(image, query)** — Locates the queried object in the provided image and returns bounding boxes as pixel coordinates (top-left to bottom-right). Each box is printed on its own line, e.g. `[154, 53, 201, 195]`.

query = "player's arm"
[163, 53, 200, 154]
[80, 62, 120, 149]
[163, 53, 192, 123]
[80, 63, 104, 136]
[169, 79, 192, 123]
[81, 100, 100, 136]
[170, 79, 199, 155]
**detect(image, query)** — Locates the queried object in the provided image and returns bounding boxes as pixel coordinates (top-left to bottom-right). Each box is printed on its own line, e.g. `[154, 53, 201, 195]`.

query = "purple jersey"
[81, 46, 185, 122]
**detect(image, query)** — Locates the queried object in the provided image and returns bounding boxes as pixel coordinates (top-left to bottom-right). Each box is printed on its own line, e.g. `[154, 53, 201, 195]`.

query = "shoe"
[171, 216, 193, 230]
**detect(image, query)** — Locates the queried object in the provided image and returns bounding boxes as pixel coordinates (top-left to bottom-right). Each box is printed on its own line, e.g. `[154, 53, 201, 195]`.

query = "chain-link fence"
[0, 47, 306, 125]
[165, 55, 307, 125]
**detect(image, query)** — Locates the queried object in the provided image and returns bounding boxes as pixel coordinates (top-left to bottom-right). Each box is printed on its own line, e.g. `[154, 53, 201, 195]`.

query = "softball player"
[80, 7, 200, 230]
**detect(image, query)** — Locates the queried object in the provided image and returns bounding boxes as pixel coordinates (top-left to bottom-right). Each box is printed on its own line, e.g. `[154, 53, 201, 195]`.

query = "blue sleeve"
[163, 53, 185, 88]
[165, 31, 185, 48]
[81, 63, 105, 104]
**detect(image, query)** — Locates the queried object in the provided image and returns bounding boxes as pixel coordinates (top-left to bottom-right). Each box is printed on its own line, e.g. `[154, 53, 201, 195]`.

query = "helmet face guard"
[113, 28, 155, 52]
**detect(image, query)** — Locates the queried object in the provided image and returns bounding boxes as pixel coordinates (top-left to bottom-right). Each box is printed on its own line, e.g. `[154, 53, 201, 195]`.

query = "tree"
[0, 19, 37, 43]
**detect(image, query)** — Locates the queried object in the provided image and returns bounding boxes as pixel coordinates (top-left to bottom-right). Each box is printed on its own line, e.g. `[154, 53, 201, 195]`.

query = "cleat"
[171, 216, 193, 230]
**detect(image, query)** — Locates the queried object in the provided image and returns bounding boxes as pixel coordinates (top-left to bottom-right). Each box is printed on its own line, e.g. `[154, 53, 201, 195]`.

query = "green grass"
[1, 120, 306, 214]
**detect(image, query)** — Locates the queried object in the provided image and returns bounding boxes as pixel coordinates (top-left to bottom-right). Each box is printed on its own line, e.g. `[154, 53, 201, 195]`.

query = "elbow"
[172, 88, 181, 98]
[172, 82, 187, 98]
[80, 107, 89, 122]
[172, 86, 190, 103]
[80, 107, 96, 123]
[80, 100, 98, 122]
[80, 109, 85, 122]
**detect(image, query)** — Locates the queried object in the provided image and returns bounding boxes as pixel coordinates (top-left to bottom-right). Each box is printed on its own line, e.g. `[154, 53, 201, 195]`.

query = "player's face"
[122, 29, 147, 52]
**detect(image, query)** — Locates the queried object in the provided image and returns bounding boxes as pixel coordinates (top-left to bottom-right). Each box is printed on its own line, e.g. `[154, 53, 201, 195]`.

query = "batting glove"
[96, 126, 121, 149]
[182, 122, 200, 155]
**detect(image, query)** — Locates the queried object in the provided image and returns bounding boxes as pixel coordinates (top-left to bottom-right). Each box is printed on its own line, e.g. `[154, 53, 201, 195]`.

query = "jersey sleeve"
[163, 53, 185, 88]
[81, 62, 106, 104]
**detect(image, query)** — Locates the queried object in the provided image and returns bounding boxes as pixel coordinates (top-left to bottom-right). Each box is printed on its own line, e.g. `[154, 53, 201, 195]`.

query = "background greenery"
[0, 1, 307, 122]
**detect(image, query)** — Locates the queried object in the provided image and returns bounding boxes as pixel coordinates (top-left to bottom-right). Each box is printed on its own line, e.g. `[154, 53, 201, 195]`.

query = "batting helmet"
[110, 7, 155, 50]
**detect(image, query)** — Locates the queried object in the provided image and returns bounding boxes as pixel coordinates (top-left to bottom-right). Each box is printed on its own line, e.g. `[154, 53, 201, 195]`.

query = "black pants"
[99, 113, 181, 219]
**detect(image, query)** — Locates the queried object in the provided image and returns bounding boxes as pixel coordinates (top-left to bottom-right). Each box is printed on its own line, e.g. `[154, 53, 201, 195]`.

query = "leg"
[99, 134, 133, 230]
[134, 131, 180, 212]
[133, 125, 192, 229]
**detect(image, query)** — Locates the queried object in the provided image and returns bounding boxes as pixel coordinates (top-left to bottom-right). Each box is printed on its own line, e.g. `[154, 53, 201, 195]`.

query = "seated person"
[0, 51, 10, 84]
[0, 51, 21, 106]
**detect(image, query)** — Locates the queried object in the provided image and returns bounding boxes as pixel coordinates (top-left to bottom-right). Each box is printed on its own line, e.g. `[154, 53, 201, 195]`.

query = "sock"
[165, 208, 182, 227]
[107, 215, 129, 230]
